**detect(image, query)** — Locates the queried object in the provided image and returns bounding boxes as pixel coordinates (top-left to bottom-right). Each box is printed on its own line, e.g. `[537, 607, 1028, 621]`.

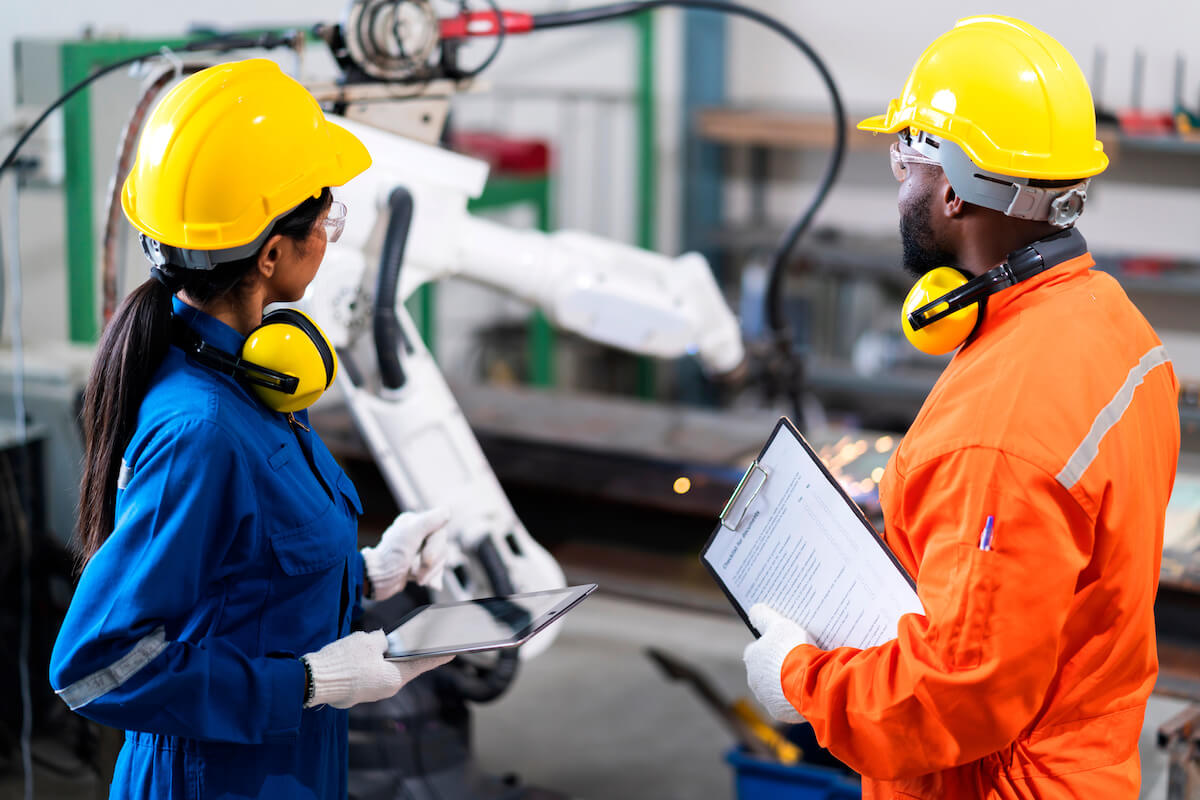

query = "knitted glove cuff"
[361, 544, 408, 602]
[746, 636, 805, 724]
[302, 650, 357, 709]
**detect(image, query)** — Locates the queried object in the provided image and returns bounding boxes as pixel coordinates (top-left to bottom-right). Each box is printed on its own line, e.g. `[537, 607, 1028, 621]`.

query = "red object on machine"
[1116, 109, 1176, 136]
[451, 131, 550, 176]
[439, 10, 535, 38]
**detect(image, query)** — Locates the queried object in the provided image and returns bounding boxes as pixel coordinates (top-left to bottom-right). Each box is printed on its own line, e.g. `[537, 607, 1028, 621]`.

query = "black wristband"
[301, 657, 316, 707]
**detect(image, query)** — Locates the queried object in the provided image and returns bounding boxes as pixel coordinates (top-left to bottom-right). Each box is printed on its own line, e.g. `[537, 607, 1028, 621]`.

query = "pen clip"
[720, 461, 769, 531]
[978, 515, 995, 551]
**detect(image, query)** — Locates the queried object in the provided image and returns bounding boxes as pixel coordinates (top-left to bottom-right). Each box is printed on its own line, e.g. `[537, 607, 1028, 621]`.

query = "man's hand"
[742, 604, 814, 723]
[362, 508, 452, 601]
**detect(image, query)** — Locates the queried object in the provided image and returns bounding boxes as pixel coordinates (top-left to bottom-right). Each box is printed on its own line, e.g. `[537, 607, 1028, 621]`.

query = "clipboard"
[701, 417, 920, 643]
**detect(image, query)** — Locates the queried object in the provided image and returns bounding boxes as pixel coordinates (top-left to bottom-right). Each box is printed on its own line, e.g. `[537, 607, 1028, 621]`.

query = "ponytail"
[75, 188, 332, 567]
[77, 279, 174, 565]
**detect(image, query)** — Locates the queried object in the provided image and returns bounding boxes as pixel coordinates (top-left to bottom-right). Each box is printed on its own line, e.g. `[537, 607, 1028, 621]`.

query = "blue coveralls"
[50, 297, 366, 799]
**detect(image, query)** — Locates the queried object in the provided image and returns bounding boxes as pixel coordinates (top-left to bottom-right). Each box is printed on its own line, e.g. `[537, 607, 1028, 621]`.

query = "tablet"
[384, 584, 598, 661]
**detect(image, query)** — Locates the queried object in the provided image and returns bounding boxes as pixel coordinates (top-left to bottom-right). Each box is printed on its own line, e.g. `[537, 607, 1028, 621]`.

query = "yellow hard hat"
[122, 58, 370, 258]
[858, 16, 1107, 181]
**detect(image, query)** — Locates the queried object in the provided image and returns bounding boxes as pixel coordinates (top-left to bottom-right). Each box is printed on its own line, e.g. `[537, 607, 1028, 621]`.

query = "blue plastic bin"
[726, 749, 862, 800]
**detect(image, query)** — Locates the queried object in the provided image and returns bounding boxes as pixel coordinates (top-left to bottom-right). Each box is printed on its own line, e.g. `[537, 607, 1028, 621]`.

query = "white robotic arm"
[440, 220, 745, 375]
[303, 112, 744, 657]
[324, 116, 744, 374]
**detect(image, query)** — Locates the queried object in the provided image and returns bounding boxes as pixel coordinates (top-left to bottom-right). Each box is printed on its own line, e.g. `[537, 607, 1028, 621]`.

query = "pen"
[978, 515, 995, 551]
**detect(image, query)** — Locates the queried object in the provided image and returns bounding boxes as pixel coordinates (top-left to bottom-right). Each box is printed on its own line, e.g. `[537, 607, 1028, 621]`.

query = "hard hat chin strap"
[139, 224, 276, 271]
[902, 130, 1090, 228]
[137, 199, 305, 271]
[1004, 181, 1088, 227]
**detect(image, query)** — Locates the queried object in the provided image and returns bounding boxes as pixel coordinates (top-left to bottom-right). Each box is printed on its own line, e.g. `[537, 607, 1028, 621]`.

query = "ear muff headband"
[171, 317, 301, 394]
[902, 227, 1088, 355]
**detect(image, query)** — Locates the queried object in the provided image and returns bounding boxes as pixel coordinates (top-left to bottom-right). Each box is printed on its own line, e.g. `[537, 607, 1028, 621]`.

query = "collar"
[171, 295, 247, 356]
[974, 249, 1095, 335]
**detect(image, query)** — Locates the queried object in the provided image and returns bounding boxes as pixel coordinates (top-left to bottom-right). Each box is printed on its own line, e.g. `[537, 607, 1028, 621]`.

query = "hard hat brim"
[324, 120, 373, 189]
[856, 113, 896, 133]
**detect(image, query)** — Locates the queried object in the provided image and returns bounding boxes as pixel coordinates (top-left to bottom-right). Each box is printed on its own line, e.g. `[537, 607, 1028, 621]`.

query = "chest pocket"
[260, 439, 347, 575]
[268, 523, 346, 576]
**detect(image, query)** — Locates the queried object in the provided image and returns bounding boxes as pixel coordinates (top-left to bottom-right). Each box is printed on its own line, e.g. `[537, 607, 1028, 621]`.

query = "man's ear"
[940, 176, 965, 219]
[256, 233, 286, 279]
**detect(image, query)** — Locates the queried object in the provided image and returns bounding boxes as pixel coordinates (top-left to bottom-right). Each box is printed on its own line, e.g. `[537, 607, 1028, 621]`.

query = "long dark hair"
[76, 189, 332, 566]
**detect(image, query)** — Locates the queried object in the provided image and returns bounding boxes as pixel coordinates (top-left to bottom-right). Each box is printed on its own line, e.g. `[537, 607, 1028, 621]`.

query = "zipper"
[284, 412, 332, 501]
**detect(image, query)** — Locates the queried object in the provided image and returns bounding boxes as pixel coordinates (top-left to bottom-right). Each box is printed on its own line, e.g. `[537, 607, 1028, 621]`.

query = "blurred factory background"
[1, 1, 1198, 798]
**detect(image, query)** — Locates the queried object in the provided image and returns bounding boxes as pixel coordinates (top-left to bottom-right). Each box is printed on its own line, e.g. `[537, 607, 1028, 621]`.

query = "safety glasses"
[889, 141, 941, 182]
[322, 200, 347, 243]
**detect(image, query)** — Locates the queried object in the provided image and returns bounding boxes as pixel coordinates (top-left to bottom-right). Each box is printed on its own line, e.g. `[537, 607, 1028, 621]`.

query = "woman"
[49, 59, 453, 799]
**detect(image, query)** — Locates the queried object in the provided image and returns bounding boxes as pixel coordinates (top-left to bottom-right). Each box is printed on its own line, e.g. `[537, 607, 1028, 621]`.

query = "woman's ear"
[257, 233, 286, 279]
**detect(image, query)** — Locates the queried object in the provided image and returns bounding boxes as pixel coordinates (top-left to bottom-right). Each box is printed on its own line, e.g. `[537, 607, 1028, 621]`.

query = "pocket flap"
[337, 472, 363, 515]
[268, 521, 344, 576]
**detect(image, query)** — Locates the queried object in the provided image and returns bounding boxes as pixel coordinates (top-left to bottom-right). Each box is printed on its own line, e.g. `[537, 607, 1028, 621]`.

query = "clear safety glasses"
[889, 141, 941, 182]
[322, 200, 347, 243]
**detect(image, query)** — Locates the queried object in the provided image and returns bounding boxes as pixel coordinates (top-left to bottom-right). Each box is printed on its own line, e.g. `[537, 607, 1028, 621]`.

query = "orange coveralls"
[780, 252, 1180, 798]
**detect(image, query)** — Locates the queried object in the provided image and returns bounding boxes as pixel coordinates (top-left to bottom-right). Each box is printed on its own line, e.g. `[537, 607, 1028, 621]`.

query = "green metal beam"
[634, 11, 657, 399]
[60, 37, 192, 343]
[469, 176, 555, 387]
[58, 33, 315, 343]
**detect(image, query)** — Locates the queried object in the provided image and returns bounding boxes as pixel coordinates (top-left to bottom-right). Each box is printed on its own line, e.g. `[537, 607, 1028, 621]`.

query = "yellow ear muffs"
[241, 309, 338, 413]
[901, 267, 980, 356]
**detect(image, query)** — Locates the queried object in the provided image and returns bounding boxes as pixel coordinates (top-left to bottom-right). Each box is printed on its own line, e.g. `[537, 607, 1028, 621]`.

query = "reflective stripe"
[55, 627, 168, 710]
[1056, 345, 1171, 490]
[117, 459, 133, 490]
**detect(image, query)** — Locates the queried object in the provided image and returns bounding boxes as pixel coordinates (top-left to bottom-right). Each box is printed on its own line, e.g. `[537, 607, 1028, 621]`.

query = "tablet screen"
[385, 585, 595, 660]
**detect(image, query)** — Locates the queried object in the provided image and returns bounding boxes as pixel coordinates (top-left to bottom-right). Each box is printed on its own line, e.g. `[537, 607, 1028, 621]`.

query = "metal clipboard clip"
[719, 461, 769, 531]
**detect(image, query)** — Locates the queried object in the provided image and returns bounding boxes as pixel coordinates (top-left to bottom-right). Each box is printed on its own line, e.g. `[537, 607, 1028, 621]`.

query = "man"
[743, 16, 1180, 799]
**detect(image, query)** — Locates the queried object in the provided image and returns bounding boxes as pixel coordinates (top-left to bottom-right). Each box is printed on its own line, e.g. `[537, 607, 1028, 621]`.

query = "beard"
[899, 185, 956, 279]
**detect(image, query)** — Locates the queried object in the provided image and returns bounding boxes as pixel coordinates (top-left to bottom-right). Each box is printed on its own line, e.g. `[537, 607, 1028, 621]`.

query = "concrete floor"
[472, 592, 1190, 800]
[473, 592, 757, 800]
[1, 592, 1192, 799]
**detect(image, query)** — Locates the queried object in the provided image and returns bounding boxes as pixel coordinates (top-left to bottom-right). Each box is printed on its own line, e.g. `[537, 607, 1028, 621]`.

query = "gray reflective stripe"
[1056, 345, 1171, 490]
[117, 460, 133, 491]
[56, 627, 168, 710]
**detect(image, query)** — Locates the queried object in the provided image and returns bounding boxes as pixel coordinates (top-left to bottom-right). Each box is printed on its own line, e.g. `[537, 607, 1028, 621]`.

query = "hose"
[0, 30, 303, 178]
[444, 536, 520, 703]
[375, 187, 417, 390]
[530, 1, 847, 424]
[101, 63, 208, 325]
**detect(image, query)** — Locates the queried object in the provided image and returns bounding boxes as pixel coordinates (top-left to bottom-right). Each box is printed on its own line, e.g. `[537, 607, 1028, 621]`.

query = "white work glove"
[301, 630, 453, 709]
[742, 604, 813, 724]
[361, 508, 452, 601]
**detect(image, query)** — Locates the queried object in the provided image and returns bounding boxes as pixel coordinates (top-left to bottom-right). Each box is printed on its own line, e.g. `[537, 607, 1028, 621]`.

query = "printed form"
[704, 424, 925, 650]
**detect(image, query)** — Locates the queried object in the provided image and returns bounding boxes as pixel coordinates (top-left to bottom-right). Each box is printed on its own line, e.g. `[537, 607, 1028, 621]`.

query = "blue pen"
[978, 515, 995, 551]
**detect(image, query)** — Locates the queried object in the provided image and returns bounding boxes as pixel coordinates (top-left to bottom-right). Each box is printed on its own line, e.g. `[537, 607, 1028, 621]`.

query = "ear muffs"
[242, 309, 338, 413]
[900, 227, 1091, 357]
[172, 308, 338, 413]
[901, 267, 980, 356]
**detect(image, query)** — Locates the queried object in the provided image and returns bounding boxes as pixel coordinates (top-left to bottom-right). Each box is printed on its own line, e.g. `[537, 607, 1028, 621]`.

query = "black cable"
[447, 0, 507, 79]
[0, 452, 33, 800]
[0, 31, 300, 177]
[531, 1, 846, 425]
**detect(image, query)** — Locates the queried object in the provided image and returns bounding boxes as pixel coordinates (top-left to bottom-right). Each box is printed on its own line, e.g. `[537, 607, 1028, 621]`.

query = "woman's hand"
[301, 630, 452, 709]
[361, 508, 452, 600]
